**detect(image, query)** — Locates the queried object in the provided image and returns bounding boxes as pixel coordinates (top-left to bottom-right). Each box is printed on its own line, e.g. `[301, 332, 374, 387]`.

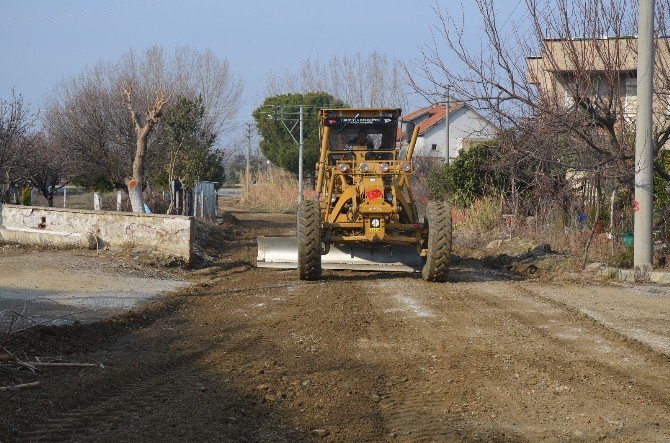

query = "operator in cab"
[348, 129, 374, 150]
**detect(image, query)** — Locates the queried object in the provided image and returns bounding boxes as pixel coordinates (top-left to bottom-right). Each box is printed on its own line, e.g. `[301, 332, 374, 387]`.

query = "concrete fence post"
[93, 192, 102, 211]
[213, 189, 218, 217]
[63, 188, 67, 208]
[116, 191, 122, 211]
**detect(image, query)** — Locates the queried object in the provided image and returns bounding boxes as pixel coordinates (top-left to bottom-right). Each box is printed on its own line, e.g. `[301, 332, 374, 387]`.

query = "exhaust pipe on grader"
[256, 108, 452, 282]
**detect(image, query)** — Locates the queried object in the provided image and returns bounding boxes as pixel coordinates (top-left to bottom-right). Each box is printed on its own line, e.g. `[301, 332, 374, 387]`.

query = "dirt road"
[0, 247, 187, 329]
[1, 210, 668, 441]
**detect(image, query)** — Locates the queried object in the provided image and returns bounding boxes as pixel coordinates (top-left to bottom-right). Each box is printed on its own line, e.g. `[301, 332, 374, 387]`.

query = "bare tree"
[173, 46, 244, 133]
[45, 63, 133, 192]
[24, 133, 69, 207]
[0, 90, 35, 203]
[404, 0, 670, 185]
[121, 83, 168, 212]
[266, 52, 408, 109]
[45, 45, 243, 212]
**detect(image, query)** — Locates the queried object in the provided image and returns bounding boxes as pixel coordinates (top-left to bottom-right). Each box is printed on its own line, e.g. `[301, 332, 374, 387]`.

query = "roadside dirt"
[1, 205, 668, 441]
[0, 245, 188, 331]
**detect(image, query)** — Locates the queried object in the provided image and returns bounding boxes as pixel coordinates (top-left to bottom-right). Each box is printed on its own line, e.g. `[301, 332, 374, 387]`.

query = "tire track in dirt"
[464, 281, 670, 403]
[21, 354, 200, 442]
[510, 282, 670, 360]
[360, 277, 670, 441]
[355, 277, 521, 441]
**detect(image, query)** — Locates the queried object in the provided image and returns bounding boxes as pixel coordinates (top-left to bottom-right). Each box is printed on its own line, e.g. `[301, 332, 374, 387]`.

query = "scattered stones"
[312, 429, 330, 438]
[256, 384, 270, 390]
[553, 385, 572, 394]
[371, 393, 381, 403]
[584, 262, 605, 272]
[486, 239, 504, 249]
[302, 379, 314, 387]
[264, 394, 277, 402]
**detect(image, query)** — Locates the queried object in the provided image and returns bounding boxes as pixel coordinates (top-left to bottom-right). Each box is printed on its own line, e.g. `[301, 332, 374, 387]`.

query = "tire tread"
[422, 201, 453, 282]
[298, 200, 322, 280]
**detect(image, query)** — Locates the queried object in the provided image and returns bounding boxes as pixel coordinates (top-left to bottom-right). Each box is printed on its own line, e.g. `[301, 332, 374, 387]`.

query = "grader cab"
[257, 108, 452, 282]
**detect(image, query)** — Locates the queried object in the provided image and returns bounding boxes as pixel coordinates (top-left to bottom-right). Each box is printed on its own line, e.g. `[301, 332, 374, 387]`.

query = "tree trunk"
[47, 195, 54, 207]
[128, 132, 148, 213]
[582, 176, 602, 269]
[121, 85, 166, 213]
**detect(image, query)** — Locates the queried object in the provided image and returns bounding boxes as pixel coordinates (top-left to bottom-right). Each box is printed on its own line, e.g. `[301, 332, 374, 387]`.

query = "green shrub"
[21, 187, 31, 206]
[427, 142, 506, 207]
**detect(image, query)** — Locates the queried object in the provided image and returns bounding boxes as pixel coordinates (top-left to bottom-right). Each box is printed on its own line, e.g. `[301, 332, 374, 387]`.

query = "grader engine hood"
[358, 176, 392, 241]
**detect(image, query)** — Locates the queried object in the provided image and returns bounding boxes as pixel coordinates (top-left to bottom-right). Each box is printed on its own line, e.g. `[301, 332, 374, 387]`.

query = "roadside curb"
[590, 264, 670, 284]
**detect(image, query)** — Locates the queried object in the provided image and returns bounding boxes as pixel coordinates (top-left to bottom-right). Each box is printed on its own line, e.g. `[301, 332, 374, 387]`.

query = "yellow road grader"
[256, 108, 452, 281]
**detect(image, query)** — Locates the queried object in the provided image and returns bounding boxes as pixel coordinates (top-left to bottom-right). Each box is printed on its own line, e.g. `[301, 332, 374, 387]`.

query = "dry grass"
[456, 197, 503, 234]
[238, 166, 315, 213]
[453, 197, 637, 269]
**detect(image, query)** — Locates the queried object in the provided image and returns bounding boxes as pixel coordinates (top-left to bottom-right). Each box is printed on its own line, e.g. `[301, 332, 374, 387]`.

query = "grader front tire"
[298, 200, 322, 281]
[422, 201, 452, 282]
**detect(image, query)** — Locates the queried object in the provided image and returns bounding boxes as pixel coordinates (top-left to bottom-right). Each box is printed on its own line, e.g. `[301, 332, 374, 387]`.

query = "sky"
[0, 0, 521, 139]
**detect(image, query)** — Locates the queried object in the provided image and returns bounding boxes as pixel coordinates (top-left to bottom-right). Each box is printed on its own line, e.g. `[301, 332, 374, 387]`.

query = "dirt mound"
[191, 218, 242, 265]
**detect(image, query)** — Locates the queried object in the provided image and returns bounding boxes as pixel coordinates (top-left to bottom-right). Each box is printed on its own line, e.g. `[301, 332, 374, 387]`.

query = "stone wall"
[0, 205, 194, 261]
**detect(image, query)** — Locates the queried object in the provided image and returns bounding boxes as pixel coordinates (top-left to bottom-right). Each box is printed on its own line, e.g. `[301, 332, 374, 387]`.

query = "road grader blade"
[256, 236, 423, 272]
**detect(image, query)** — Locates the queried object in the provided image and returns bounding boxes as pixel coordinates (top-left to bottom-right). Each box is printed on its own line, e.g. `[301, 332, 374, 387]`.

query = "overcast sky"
[1, 0, 521, 125]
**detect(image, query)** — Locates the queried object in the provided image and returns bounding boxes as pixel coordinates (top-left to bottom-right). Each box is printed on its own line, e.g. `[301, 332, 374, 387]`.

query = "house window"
[431, 144, 437, 151]
[624, 77, 637, 119]
[564, 82, 576, 109]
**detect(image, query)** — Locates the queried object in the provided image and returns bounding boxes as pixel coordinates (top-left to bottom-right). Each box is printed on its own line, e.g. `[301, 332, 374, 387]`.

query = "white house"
[399, 102, 498, 161]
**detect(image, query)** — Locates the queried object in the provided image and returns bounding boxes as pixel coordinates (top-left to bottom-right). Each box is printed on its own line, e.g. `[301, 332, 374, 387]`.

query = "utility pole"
[298, 105, 304, 204]
[246, 123, 253, 191]
[444, 84, 451, 165]
[634, 0, 655, 271]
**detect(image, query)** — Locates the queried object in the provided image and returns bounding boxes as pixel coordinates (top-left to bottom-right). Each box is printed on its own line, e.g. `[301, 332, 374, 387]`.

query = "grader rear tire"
[422, 201, 452, 282]
[298, 200, 322, 280]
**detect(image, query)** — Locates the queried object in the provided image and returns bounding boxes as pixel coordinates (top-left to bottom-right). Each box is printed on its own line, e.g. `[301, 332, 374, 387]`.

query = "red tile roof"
[398, 102, 465, 137]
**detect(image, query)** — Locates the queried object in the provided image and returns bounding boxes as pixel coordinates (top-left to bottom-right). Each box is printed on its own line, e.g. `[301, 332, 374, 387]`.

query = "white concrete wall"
[0, 205, 194, 261]
[413, 107, 498, 160]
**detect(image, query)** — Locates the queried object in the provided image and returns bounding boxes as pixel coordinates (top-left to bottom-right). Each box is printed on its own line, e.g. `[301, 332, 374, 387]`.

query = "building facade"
[399, 102, 498, 161]
[526, 37, 670, 123]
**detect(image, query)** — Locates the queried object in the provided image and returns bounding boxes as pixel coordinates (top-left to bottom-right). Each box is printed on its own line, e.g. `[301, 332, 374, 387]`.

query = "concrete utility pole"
[444, 84, 451, 166]
[298, 105, 304, 204]
[634, 0, 655, 271]
[246, 123, 253, 191]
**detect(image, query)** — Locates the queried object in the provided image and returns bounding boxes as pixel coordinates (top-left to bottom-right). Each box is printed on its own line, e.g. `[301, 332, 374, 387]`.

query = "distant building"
[526, 37, 670, 123]
[399, 102, 498, 161]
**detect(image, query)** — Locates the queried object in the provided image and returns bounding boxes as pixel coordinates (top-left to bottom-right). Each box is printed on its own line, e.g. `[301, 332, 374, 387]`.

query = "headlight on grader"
[380, 162, 390, 172]
[338, 163, 350, 173]
[359, 162, 370, 173]
[401, 162, 411, 172]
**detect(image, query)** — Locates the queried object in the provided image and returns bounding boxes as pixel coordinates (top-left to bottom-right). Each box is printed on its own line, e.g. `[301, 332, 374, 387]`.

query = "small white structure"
[193, 181, 217, 219]
[399, 102, 498, 161]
